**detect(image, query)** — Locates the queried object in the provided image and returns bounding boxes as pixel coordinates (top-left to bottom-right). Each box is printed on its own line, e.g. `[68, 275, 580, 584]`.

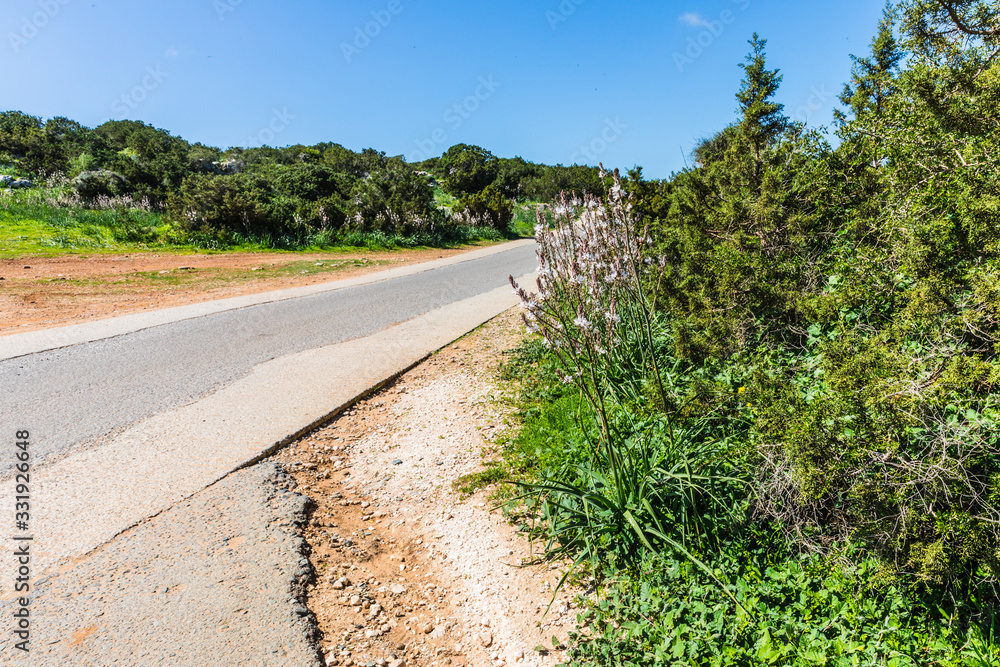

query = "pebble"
[480, 631, 493, 647]
[392, 459, 403, 465]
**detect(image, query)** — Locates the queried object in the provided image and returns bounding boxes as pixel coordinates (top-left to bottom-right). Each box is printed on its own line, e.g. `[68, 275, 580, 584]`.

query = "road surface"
[0, 240, 537, 666]
[0, 240, 537, 475]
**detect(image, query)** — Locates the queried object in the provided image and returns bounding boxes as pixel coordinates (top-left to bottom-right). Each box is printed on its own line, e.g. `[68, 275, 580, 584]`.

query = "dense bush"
[346, 153, 441, 234]
[637, 13, 1000, 589]
[437, 143, 499, 197]
[3, 107, 609, 249]
[497, 5, 1000, 663]
[454, 183, 514, 233]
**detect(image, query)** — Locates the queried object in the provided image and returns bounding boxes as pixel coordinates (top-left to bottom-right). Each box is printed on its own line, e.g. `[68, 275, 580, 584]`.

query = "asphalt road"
[4, 464, 323, 667]
[0, 242, 536, 478]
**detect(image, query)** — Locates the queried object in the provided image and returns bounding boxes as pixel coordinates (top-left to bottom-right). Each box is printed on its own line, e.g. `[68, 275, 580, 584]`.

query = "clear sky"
[2, 0, 886, 179]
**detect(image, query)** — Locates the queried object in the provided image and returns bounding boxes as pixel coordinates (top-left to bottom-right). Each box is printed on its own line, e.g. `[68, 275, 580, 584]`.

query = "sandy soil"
[271, 309, 577, 667]
[0, 245, 489, 335]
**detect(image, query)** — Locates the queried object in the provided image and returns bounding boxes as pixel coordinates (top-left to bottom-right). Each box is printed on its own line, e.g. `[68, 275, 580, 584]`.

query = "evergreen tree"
[736, 33, 786, 188]
[837, 3, 904, 121]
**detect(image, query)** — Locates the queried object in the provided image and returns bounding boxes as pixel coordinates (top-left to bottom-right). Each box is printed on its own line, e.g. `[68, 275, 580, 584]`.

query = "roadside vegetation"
[494, 2, 1000, 664]
[0, 117, 596, 256]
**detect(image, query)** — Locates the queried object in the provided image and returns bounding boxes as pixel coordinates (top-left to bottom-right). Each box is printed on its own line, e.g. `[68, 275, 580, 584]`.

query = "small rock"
[479, 631, 493, 647]
[422, 624, 434, 634]
[392, 459, 403, 466]
[350, 595, 362, 606]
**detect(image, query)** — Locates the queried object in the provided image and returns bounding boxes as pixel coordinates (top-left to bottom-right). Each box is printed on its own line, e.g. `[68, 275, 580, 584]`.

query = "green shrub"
[568, 543, 1000, 666]
[454, 184, 514, 233]
[437, 143, 499, 197]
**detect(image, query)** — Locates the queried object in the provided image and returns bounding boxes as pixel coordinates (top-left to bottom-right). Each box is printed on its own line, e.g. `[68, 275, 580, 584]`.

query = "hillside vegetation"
[498, 2, 1000, 664]
[0, 117, 600, 254]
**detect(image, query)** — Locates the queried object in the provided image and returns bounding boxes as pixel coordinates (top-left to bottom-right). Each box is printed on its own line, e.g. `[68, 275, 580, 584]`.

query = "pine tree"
[837, 3, 904, 122]
[735, 34, 786, 189]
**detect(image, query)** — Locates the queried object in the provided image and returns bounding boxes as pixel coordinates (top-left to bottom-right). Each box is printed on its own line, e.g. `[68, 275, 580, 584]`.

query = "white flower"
[574, 315, 593, 330]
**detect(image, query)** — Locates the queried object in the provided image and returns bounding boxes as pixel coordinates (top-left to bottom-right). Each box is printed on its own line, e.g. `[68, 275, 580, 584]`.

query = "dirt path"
[0, 245, 492, 335]
[271, 309, 576, 667]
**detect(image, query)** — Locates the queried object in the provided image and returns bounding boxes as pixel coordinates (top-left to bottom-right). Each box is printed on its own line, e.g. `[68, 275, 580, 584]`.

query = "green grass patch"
[510, 203, 541, 237]
[495, 333, 1000, 666]
[453, 464, 507, 496]
[0, 187, 508, 258]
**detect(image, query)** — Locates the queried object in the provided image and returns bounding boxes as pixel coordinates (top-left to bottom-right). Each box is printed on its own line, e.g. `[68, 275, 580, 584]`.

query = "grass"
[493, 334, 1000, 666]
[433, 187, 459, 211]
[453, 464, 506, 496]
[0, 206, 175, 257]
[432, 184, 542, 239]
[0, 185, 511, 259]
[510, 203, 542, 238]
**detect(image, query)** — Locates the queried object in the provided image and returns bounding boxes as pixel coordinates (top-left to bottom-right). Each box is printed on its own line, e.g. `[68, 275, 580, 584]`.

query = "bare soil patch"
[0, 245, 491, 335]
[271, 309, 576, 667]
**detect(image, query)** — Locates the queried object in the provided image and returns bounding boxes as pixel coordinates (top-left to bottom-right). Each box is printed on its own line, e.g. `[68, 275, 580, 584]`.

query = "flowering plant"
[510, 166, 670, 447]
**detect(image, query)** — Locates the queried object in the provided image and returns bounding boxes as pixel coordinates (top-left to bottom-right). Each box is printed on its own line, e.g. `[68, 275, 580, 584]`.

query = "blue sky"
[2, 0, 886, 179]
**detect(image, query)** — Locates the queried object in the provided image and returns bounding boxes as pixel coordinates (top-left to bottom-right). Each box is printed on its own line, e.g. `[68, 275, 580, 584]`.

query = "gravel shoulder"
[271, 308, 576, 667]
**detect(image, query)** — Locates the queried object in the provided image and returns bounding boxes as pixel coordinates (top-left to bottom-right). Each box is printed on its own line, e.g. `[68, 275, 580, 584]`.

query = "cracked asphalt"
[0, 241, 537, 666]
